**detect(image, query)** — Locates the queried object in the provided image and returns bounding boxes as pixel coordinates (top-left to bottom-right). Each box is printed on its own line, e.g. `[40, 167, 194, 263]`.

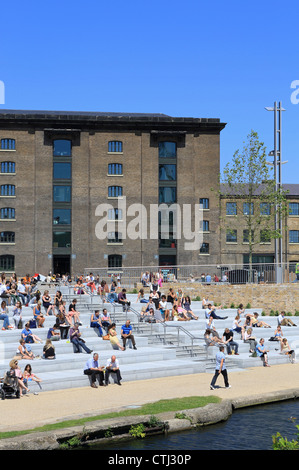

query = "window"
[243, 230, 254, 243]
[226, 202, 237, 215]
[53, 140, 72, 157]
[108, 208, 122, 220]
[53, 209, 71, 225]
[108, 141, 123, 153]
[53, 185, 71, 202]
[0, 207, 15, 219]
[159, 164, 176, 181]
[260, 229, 271, 243]
[226, 229, 237, 243]
[108, 163, 123, 175]
[1, 185, 15, 196]
[108, 254, 122, 268]
[289, 203, 299, 216]
[107, 232, 123, 243]
[108, 186, 123, 198]
[260, 203, 271, 215]
[53, 231, 71, 247]
[0, 254, 14, 270]
[200, 198, 209, 210]
[159, 187, 176, 204]
[53, 162, 71, 179]
[289, 230, 299, 244]
[200, 243, 209, 254]
[159, 142, 176, 158]
[1, 162, 15, 173]
[243, 202, 254, 215]
[1, 139, 15, 150]
[0, 231, 15, 243]
[202, 220, 209, 232]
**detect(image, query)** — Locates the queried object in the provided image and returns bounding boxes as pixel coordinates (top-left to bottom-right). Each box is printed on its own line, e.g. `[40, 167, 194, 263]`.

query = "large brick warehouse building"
[0, 109, 226, 276]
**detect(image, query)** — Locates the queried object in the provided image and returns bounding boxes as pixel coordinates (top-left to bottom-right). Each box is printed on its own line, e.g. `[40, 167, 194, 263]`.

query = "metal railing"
[83, 262, 299, 287]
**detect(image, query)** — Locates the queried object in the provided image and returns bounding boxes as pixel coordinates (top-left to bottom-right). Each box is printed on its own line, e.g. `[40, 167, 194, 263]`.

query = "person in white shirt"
[105, 355, 122, 385]
[278, 311, 297, 327]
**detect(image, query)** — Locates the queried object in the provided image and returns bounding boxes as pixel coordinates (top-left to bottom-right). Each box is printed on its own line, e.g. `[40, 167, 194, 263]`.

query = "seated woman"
[107, 281, 118, 303]
[159, 295, 170, 321]
[243, 327, 257, 353]
[174, 300, 190, 321]
[15, 339, 35, 360]
[12, 301, 23, 328]
[204, 329, 224, 347]
[182, 296, 198, 320]
[251, 312, 271, 328]
[8, 359, 30, 396]
[107, 323, 125, 351]
[280, 338, 295, 363]
[74, 280, 88, 295]
[140, 307, 156, 323]
[59, 301, 73, 327]
[231, 314, 245, 339]
[56, 310, 70, 339]
[68, 299, 82, 325]
[43, 339, 56, 359]
[172, 304, 189, 321]
[54, 290, 63, 313]
[272, 325, 284, 344]
[0, 300, 13, 330]
[42, 290, 56, 316]
[33, 300, 45, 328]
[23, 363, 42, 389]
[100, 309, 112, 332]
[256, 338, 270, 366]
[21, 322, 43, 344]
[47, 322, 61, 341]
[136, 288, 149, 304]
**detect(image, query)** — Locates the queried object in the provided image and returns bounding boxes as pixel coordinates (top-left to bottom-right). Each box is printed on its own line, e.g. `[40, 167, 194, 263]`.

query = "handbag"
[29, 319, 37, 329]
[102, 334, 110, 340]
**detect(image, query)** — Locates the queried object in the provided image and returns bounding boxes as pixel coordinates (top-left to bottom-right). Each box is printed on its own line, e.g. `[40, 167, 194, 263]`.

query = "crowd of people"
[0, 271, 298, 395]
[204, 301, 297, 369]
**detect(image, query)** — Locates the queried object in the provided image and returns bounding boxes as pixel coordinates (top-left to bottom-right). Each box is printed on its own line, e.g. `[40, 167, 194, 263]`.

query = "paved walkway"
[1, 362, 299, 432]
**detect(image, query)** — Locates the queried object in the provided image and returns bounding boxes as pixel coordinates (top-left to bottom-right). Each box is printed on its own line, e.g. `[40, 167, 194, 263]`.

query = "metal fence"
[83, 262, 299, 288]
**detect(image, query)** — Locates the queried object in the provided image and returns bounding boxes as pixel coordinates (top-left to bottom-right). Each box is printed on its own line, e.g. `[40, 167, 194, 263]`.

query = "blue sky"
[0, 0, 298, 182]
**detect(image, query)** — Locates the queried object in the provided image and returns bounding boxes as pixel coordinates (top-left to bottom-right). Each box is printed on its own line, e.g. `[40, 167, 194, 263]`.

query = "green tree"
[219, 130, 288, 274]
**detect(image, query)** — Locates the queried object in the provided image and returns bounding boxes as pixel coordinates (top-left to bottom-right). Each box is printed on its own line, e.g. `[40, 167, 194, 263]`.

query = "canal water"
[95, 399, 299, 450]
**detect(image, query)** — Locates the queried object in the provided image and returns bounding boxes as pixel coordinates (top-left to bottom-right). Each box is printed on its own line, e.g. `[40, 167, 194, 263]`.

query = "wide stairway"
[0, 283, 297, 393]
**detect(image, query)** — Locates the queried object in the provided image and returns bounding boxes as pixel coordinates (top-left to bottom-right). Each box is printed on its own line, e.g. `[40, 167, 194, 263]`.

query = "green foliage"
[129, 423, 146, 439]
[272, 423, 299, 450]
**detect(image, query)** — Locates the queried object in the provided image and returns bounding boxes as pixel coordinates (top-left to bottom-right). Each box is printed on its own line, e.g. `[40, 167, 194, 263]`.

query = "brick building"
[0, 109, 226, 276]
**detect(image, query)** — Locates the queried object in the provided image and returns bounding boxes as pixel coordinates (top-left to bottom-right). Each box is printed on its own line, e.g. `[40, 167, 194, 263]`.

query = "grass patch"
[0, 395, 220, 440]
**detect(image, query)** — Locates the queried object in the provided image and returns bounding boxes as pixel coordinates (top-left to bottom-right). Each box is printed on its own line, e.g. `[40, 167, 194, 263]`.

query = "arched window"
[108, 186, 123, 197]
[108, 141, 123, 153]
[0, 207, 15, 219]
[158, 141, 176, 158]
[108, 163, 123, 175]
[53, 139, 72, 157]
[1, 185, 15, 196]
[1, 139, 15, 150]
[1, 162, 15, 173]
[108, 254, 122, 269]
[0, 254, 14, 270]
[0, 231, 15, 243]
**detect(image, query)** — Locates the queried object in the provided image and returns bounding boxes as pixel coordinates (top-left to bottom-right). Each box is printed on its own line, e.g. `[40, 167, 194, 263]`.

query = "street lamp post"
[265, 101, 286, 283]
